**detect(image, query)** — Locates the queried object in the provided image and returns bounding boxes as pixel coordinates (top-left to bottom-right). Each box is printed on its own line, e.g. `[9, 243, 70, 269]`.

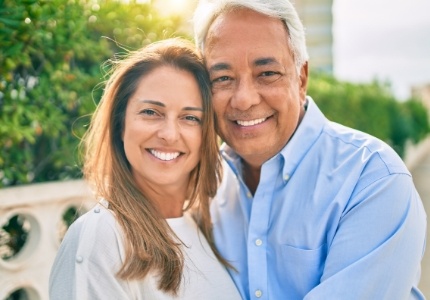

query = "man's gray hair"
[193, 0, 309, 73]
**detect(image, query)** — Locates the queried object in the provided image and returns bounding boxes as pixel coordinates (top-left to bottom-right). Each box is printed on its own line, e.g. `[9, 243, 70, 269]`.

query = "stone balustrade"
[0, 180, 94, 300]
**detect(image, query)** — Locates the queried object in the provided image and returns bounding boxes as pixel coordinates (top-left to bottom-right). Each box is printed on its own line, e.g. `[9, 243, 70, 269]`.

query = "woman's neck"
[138, 181, 188, 218]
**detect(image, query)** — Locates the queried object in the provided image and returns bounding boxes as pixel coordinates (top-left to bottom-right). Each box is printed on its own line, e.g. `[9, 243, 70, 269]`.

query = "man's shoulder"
[321, 121, 408, 175]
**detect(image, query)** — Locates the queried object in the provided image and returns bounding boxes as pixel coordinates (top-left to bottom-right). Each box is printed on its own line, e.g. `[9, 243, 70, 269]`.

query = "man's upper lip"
[229, 114, 272, 122]
[235, 117, 267, 126]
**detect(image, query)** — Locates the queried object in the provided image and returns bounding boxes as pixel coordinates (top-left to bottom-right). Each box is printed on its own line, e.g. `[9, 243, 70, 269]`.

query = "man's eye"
[259, 71, 282, 84]
[212, 75, 231, 83]
[211, 75, 234, 90]
[261, 71, 279, 77]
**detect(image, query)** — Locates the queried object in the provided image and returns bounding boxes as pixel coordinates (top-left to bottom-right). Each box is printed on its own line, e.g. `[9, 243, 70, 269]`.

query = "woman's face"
[122, 65, 203, 195]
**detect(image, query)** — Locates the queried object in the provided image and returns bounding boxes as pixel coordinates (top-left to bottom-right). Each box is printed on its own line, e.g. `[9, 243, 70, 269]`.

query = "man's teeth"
[150, 150, 180, 161]
[236, 118, 266, 127]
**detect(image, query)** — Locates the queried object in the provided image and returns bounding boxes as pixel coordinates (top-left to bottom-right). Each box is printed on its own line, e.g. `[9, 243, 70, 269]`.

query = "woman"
[49, 38, 241, 299]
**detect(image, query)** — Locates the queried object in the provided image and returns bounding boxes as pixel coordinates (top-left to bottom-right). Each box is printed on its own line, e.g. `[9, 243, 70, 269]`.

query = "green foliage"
[308, 72, 430, 157]
[1, 1, 429, 188]
[88, 1, 183, 52]
[0, 0, 184, 187]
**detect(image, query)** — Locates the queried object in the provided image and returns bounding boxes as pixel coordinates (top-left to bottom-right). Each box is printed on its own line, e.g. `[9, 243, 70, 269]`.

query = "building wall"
[412, 84, 430, 113]
[294, 0, 334, 74]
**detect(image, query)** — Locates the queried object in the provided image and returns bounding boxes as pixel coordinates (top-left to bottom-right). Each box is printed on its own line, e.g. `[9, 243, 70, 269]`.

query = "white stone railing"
[0, 180, 94, 300]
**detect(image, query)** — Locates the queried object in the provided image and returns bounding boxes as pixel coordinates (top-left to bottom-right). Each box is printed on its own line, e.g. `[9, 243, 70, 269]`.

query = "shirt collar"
[220, 96, 327, 182]
[278, 96, 326, 182]
[220, 142, 242, 177]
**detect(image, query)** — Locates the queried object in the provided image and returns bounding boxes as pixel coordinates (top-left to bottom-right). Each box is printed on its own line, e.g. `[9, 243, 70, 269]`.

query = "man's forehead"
[204, 11, 289, 51]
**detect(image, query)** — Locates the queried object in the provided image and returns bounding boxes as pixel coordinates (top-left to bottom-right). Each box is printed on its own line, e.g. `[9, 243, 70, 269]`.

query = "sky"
[333, 0, 430, 100]
[156, 0, 430, 100]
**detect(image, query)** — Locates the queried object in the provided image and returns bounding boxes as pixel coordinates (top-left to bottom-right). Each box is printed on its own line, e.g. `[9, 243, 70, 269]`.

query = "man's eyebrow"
[254, 57, 279, 66]
[208, 63, 231, 72]
[209, 58, 279, 72]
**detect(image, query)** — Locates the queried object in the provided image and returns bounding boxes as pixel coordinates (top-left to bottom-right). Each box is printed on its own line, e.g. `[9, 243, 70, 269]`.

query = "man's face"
[204, 8, 308, 167]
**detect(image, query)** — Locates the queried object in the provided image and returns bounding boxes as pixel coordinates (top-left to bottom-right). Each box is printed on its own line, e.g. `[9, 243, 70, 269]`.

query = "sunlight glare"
[154, 0, 196, 17]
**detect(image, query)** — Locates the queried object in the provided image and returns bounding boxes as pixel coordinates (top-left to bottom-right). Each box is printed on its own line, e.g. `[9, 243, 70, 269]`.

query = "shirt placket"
[247, 156, 281, 299]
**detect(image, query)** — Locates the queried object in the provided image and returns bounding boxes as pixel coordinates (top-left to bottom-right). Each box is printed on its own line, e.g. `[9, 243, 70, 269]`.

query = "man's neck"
[242, 161, 261, 195]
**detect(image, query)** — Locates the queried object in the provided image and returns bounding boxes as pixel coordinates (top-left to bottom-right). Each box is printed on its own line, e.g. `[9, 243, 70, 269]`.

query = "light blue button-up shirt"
[211, 97, 427, 299]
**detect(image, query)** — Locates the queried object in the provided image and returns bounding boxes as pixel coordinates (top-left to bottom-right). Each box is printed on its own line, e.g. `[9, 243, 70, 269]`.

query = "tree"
[0, 0, 183, 187]
[308, 72, 430, 157]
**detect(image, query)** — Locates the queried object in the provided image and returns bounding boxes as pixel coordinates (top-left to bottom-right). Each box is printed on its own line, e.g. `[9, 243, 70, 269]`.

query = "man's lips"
[234, 117, 268, 127]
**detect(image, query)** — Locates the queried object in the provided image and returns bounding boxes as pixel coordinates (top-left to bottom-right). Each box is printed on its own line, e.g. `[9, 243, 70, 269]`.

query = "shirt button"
[255, 239, 263, 246]
[284, 174, 290, 181]
[94, 207, 100, 213]
[255, 290, 262, 298]
[76, 255, 83, 263]
[246, 191, 252, 198]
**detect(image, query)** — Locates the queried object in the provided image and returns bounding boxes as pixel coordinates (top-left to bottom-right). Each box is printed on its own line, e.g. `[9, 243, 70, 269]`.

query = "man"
[193, 0, 427, 299]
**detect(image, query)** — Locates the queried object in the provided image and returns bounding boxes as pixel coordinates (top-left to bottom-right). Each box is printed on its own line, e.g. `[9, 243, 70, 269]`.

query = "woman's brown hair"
[81, 38, 226, 295]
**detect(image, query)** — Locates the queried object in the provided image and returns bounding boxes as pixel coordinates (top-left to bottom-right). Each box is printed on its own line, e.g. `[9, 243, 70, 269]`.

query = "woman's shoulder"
[63, 201, 123, 255]
[71, 201, 116, 230]
[50, 202, 134, 299]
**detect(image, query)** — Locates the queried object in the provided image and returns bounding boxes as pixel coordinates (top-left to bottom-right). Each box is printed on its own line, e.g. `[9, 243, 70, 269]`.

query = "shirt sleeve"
[49, 207, 135, 300]
[304, 173, 427, 299]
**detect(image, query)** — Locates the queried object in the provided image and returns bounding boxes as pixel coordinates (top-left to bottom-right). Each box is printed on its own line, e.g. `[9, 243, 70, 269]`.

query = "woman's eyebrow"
[139, 99, 165, 107]
[183, 106, 203, 112]
[140, 99, 203, 112]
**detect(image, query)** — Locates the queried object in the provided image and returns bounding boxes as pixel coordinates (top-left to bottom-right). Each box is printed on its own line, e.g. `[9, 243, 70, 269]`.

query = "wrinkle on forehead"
[204, 8, 293, 61]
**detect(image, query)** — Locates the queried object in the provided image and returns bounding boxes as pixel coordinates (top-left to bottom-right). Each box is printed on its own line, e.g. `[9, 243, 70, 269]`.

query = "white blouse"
[49, 202, 241, 300]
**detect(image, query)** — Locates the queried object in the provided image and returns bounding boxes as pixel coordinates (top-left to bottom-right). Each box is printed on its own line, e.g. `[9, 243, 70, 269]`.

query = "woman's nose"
[157, 119, 180, 143]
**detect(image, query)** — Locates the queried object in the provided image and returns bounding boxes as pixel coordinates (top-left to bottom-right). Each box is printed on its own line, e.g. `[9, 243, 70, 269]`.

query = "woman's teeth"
[150, 150, 180, 161]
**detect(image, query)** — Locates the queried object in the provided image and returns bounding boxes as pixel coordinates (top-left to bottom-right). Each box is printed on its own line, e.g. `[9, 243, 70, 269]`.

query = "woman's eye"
[140, 109, 157, 116]
[184, 115, 202, 124]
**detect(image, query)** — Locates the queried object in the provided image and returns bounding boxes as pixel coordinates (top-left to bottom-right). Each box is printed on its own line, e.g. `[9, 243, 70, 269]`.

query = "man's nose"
[231, 78, 261, 110]
[157, 118, 180, 143]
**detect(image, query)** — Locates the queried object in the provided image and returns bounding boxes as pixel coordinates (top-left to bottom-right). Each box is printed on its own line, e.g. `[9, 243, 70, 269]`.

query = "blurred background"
[1, 0, 429, 299]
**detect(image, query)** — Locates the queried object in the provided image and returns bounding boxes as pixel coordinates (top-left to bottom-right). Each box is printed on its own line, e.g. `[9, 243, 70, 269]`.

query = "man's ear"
[299, 61, 309, 102]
